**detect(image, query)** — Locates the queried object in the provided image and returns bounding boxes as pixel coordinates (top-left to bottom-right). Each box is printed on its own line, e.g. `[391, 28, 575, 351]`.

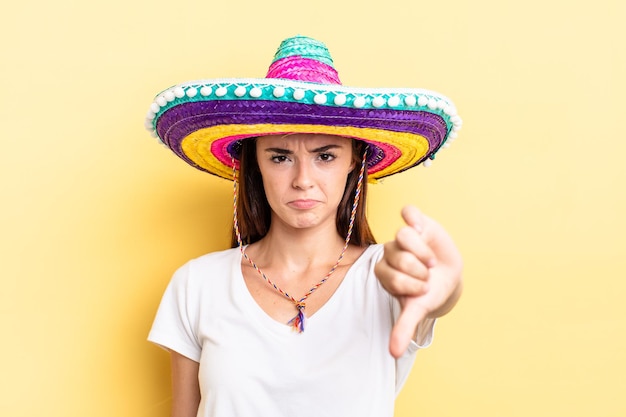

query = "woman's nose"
[292, 161, 315, 189]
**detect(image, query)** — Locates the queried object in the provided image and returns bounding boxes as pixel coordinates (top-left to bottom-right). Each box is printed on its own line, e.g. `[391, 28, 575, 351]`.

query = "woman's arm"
[170, 350, 200, 417]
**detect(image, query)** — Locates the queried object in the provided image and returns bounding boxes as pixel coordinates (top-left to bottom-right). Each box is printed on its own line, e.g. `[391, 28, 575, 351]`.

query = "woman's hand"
[374, 205, 463, 358]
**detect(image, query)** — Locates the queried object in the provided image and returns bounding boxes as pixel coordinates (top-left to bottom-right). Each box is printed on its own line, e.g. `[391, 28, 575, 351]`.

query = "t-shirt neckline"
[233, 244, 377, 335]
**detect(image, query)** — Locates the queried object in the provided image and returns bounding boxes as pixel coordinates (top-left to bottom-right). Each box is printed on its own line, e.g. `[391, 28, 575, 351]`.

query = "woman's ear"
[350, 140, 361, 171]
[351, 140, 368, 172]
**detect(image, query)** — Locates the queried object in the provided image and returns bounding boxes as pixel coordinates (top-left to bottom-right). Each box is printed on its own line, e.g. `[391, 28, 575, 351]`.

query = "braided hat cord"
[232, 149, 367, 332]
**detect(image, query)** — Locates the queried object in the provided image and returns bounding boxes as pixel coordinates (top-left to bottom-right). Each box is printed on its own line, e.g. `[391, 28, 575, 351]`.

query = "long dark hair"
[230, 138, 376, 247]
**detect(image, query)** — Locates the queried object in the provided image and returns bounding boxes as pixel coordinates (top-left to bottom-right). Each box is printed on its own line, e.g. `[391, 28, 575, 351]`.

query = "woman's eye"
[271, 155, 289, 163]
[318, 153, 336, 162]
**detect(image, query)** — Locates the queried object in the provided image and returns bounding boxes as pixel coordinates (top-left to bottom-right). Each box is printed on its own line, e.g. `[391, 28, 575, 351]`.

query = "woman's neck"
[250, 221, 347, 273]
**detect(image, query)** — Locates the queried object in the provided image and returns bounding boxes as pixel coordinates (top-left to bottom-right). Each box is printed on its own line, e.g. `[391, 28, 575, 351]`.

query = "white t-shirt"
[148, 244, 435, 417]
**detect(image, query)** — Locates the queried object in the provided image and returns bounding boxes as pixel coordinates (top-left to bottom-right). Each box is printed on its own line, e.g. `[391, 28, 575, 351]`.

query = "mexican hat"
[145, 35, 462, 181]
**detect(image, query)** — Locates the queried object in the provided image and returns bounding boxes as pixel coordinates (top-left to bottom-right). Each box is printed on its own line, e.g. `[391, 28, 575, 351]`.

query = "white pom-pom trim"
[273, 87, 285, 98]
[174, 87, 185, 98]
[200, 86, 212, 96]
[334, 94, 347, 105]
[353, 96, 366, 108]
[293, 89, 305, 100]
[250, 87, 262, 98]
[215, 87, 228, 97]
[234, 86, 246, 97]
[314, 94, 327, 104]
[444, 105, 456, 116]
[387, 96, 400, 107]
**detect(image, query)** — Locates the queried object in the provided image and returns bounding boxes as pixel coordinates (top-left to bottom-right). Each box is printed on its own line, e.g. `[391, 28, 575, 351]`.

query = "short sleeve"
[147, 262, 202, 362]
[412, 316, 436, 349]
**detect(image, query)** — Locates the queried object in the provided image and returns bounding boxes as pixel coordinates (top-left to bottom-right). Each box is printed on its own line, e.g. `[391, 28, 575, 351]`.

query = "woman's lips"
[288, 199, 319, 209]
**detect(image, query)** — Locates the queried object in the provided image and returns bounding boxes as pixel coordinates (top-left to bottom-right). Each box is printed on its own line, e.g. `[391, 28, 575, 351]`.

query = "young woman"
[146, 36, 463, 417]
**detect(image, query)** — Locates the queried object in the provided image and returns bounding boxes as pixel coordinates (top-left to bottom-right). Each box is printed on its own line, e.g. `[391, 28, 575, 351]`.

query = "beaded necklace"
[233, 149, 367, 332]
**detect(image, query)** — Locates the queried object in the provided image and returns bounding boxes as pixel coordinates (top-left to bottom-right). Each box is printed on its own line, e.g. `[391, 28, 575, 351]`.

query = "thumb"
[401, 205, 426, 234]
[389, 298, 428, 358]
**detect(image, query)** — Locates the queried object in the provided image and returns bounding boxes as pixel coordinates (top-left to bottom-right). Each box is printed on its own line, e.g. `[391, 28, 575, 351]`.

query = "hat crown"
[265, 35, 342, 85]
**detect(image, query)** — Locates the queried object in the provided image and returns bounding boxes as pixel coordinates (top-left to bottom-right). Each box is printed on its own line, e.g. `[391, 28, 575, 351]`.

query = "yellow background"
[1, 0, 625, 416]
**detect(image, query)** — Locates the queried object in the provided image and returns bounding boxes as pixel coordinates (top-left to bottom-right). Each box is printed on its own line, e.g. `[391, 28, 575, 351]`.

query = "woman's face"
[255, 134, 355, 232]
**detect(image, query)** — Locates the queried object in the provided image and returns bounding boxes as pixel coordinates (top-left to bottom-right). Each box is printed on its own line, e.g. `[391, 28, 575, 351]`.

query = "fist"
[375, 205, 463, 358]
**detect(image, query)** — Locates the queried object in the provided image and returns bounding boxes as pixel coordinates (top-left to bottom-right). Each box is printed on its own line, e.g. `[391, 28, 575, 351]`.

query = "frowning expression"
[256, 134, 355, 232]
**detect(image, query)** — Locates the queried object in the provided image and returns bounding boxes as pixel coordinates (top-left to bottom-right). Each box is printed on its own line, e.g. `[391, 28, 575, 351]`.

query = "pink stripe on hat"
[266, 56, 341, 85]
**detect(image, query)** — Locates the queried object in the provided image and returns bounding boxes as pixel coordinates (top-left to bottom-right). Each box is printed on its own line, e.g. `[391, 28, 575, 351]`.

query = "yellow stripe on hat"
[181, 124, 430, 181]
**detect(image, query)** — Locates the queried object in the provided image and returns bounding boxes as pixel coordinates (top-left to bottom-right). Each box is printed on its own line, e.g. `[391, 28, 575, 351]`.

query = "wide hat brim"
[146, 78, 461, 181]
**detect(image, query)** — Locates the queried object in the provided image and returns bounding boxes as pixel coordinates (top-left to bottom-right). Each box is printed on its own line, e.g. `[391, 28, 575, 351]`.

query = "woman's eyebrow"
[311, 144, 342, 153]
[264, 144, 343, 154]
[264, 147, 292, 154]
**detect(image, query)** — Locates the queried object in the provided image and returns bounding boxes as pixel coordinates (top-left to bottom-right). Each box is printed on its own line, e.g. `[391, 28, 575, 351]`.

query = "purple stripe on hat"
[157, 100, 448, 164]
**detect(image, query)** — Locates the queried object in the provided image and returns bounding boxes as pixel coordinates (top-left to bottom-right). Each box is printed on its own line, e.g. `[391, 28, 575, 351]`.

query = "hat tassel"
[288, 303, 306, 333]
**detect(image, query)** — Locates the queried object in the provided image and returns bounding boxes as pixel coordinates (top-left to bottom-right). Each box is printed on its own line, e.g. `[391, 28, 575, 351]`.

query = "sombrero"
[144, 35, 462, 182]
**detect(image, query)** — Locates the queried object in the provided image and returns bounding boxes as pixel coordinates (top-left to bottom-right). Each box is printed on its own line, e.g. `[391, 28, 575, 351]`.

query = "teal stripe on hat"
[272, 35, 335, 67]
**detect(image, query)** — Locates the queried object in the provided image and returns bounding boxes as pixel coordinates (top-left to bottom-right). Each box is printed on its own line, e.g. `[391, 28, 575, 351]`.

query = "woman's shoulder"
[170, 247, 241, 286]
[343, 243, 384, 278]
[186, 246, 240, 268]
[358, 243, 384, 264]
